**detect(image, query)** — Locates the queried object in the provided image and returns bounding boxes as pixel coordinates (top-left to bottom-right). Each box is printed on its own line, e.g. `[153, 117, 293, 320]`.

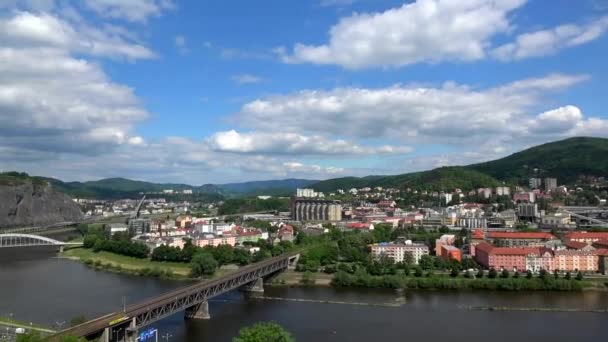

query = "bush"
[488, 268, 497, 279]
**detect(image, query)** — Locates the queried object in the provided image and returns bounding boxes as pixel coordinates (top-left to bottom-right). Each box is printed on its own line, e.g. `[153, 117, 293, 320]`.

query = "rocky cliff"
[0, 180, 83, 228]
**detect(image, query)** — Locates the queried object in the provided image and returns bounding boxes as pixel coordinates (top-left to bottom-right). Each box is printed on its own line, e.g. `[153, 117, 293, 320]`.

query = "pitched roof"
[564, 240, 588, 250]
[487, 231, 556, 240]
[565, 232, 608, 240]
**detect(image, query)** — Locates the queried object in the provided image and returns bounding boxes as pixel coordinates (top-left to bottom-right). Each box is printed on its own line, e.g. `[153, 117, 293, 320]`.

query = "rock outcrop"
[0, 181, 83, 227]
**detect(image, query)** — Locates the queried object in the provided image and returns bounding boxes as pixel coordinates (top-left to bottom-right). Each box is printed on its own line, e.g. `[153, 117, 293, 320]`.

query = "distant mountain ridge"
[35, 176, 318, 199]
[312, 137, 608, 192]
[5, 137, 607, 199]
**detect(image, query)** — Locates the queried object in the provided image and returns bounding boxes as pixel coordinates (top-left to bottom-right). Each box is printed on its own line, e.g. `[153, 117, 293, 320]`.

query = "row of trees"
[84, 234, 150, 259]
[331, 269, 585, 291]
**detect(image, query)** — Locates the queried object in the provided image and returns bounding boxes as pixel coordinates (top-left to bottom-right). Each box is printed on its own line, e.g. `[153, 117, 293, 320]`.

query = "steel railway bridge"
[50, 252, 299, 342]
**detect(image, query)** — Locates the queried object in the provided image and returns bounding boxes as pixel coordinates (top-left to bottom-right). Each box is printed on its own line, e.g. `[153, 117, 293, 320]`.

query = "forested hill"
[312, 137, 608, 192]
[312, 167, 501, 192]
[468, 137, 608, 184]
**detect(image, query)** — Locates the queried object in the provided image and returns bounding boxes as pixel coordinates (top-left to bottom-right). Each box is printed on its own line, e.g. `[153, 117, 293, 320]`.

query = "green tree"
[191, 253, 218, 277]
[414, 266, 423, 277]
[500, 269, 510, 279]
[539, 269, 548, 280]
[476, 269, 484, 278]
[553, 270, 559, 279]
[450, 267, 459, 278]
[488, 268, 497, 279]
[233, 322, 295, 342]
[575, 271, 583, 281]
[213, 244, 235, 265]
[526, 270, 533, 279]
[418, 255, 435, 270]
[565, 271, 571, 280]
[513, 271, 520, 279]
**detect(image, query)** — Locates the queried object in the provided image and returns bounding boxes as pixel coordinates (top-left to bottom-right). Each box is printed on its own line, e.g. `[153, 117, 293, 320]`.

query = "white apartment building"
[370, 241, 430, 264]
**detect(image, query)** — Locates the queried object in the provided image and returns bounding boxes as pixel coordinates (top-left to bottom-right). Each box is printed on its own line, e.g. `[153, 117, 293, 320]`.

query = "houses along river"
[1, 258, 608, 341]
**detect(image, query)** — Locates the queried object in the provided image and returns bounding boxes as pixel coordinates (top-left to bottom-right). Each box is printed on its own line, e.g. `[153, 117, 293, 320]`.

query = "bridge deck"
[52, 252, 298, 339]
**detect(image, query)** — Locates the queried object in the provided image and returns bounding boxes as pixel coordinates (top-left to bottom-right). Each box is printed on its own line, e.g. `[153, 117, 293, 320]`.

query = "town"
[74, 174, 608, 277]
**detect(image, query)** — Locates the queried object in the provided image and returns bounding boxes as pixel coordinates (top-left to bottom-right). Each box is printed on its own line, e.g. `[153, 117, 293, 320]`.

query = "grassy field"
[62, 247, 192, 277]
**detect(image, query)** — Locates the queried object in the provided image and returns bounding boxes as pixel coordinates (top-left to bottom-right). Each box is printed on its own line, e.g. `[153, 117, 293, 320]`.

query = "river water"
[1, 258, 608, 341]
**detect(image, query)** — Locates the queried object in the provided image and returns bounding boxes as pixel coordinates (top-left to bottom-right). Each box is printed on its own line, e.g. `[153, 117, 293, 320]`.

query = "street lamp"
[161, 333, 172, 342]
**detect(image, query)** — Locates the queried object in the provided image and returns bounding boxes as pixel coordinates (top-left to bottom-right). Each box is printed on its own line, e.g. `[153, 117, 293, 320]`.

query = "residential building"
[296, 188, 318, 198]
[486, 231, 557, 247]
[529, 178, 542, 189]
[439, 245, 462, 262]
[513, 192, 535, 203]
[540, 213, 571, 228]
[291, 198, 342, 221]
[192, 234, 236, 247]
[496, 186, 510, 196]
[435, 234, 461, 262]
[108, 223, 128, 236]
[545, 178, 558, 192]
[370, 241, 430, 265]
[182, 189, 193, 194]
[475, 242, 606, 272]
[278, 224, 295, 242]
[129, 218, 152, 235]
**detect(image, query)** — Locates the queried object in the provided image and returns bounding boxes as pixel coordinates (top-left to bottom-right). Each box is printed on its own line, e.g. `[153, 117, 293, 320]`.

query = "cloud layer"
[281, 0, 608, 69]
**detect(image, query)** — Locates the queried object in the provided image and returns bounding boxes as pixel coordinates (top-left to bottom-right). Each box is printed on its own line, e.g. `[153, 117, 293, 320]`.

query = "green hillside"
[312, 137, 608, 192]
[469, 137, 608, 184]
[313, 167, 501, 192]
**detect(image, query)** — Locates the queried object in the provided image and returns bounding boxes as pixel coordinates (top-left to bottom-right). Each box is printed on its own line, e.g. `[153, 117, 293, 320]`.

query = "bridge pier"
[185, 300, 210, 320]
[243, 277, 264, 293]
[125, 318, 138, 342]
[98, 328, 110, 342]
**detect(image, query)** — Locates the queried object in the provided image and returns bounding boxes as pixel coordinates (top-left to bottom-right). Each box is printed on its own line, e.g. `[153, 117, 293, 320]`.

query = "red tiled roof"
[565, 232, 608, 240]
[592, 239, 608, 248]
[474, 242, 494, 254]
[487, 231, 556, 240]
[475, 242, 545, 256]
[595, 249, 608, 256]
[472, 229, 485, 239]
[347, 222, 371, 229]
[564, 241, 588, 250]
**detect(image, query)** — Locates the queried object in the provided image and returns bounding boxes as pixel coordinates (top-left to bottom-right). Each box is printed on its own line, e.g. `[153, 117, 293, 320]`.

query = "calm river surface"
[1, 258, 608, 341]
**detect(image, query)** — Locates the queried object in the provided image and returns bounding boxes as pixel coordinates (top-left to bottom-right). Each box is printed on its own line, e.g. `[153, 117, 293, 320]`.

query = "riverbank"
[61, 247, 248, 280]
[61, 247, 192, 279]
[269, 270, 608, 292]
[0, 317, 55, 334]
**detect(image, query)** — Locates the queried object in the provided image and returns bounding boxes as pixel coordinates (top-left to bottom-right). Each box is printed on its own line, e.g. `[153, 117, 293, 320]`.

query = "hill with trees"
[312, 137, 608, 191]
[468, 137, 608, 184]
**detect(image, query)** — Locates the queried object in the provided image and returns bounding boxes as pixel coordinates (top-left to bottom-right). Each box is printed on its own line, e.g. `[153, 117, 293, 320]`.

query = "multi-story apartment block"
[475, 242, 606, 273]
[370, 241, 429, 265]
[529, 178, 542, 189]
[544, 178, 558, 192]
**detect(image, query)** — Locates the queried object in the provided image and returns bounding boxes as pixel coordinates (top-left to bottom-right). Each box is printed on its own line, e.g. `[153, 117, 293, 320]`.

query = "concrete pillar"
[185, 301, 210, 320]
[124, 318, 138, 342]
[98, 328, 110, 342]
[243, 277, 264, 293]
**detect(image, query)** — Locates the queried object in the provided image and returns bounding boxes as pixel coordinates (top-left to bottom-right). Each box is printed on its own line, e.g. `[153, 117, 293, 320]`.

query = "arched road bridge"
[50, 252, 300, 342]
[0, 233, 82, 252]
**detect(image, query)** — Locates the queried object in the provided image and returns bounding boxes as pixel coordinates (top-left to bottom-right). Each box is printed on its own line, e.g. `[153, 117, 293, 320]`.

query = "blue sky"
[1, 0, 607, 184]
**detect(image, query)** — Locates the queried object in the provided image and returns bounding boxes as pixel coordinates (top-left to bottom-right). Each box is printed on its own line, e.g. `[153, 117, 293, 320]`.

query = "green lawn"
[62, 247, 192, 276]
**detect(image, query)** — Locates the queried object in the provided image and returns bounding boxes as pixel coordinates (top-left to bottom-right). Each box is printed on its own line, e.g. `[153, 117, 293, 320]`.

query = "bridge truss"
[0, 233, 65, 247]
[130, 256, 290, 328]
